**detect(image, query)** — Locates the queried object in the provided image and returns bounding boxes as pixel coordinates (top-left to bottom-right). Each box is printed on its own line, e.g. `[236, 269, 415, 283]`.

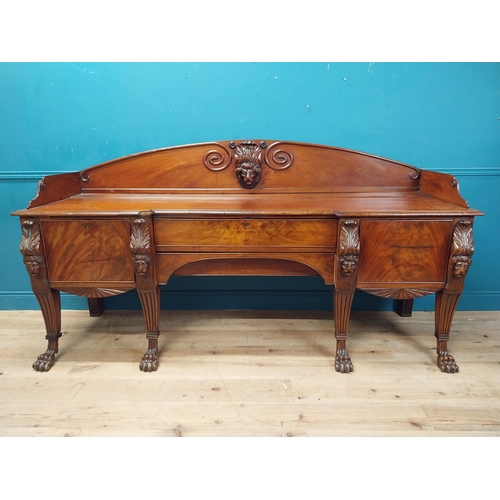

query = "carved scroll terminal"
[203, 143, 232, 172]
[264, 142, 295, 171]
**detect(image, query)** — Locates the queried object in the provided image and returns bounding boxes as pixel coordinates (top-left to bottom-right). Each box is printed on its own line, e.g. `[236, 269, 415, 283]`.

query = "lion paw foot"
[335, 349, 353, 373]
[139, 349, 158, 372]
[438, 352, 459, 373]
[33, 350, 56, 372]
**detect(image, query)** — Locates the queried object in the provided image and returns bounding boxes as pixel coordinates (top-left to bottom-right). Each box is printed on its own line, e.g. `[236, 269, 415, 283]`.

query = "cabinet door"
[357, 219, 452, 284]
[42, 219, 135, 283]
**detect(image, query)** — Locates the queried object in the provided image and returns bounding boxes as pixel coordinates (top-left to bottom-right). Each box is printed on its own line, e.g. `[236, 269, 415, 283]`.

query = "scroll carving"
[203, 143, 232, 172]
[409, 168, 421, 180]
[130, 218, 152, 275]
[202, 141, 294, 188]
[264, 142, 294, 171]
[451, 219, 474, 280]
[339, 220, 360, 277]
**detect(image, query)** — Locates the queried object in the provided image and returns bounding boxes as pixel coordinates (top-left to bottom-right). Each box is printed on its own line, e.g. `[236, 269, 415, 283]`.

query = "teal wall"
[1, 62, 499, 311]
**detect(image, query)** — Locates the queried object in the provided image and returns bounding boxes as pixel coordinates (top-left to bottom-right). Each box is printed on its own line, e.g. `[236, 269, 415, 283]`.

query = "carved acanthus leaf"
[339, 220, 360, 257]
[452, 219, 474, 257]
[338, 220, 360, 278]
[20, 220, 41, 255]
[130, 218, 151, 253]
[232, 141, 263, 164]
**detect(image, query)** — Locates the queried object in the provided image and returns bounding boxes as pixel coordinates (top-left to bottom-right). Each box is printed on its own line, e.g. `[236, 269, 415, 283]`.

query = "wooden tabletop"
[12, 191, 482, 218]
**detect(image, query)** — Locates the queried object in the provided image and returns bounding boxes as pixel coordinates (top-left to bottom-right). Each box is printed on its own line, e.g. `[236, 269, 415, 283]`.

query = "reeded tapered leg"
[20, 219, 63, 372]
[138, 286, 160, 372]
[334, 289, 354, 373]
[433, 218, 475, 373]
[131, 215, 161, 372]
[334, 219, 360, 373]
[32, 289, 62, 371]
[435, 290, 461, 373]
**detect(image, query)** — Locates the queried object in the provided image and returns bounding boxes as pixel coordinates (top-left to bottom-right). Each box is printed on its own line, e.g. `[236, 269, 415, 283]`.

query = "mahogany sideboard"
[12, 140, 483, 373]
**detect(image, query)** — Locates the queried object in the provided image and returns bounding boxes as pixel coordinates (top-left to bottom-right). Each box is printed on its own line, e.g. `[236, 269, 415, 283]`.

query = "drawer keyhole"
[243, 222, 247, 229]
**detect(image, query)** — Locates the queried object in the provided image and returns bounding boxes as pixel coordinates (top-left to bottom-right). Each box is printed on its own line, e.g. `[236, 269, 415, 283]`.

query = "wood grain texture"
[157, 253, 335, 285]
[357, 219, 452, 284]
[42, 219, 135, 283]
[154, 218, 337, 252]
[74, 141, 423, 193]
[1, 310, 498, 437]
[12, 192, 482, 218]
[26, 172, 81, 209]
[10, 140, 483, 374]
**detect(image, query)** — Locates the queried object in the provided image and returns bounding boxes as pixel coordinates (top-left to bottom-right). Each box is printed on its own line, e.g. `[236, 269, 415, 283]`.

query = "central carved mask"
[231, 141, 265, 189]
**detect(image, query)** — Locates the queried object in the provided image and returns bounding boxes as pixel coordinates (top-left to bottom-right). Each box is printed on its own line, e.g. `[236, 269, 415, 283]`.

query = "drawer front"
[357, 219, 452, 284]
[155, 219, 337, 252]
[42, 219, 135, 283]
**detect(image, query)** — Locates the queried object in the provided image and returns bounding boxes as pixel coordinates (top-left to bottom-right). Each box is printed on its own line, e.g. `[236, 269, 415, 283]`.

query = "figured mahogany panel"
[357, 219, 452, 284]
[41, 219, 135, 283]
[155, 219, 246, 249]
[244, 219, 336, 250]
[77, 140, 422, 194]
[154, 219, 337, 252]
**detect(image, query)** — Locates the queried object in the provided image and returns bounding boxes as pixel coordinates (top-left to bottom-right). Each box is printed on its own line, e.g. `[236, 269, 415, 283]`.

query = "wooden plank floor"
[1, 309, 499, 437]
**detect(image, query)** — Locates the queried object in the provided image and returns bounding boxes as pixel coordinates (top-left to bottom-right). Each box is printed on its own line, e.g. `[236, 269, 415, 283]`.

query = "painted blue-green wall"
[1, 63, 499, 311]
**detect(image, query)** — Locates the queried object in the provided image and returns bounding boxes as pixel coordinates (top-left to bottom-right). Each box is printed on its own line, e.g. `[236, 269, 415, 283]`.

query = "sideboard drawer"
[42, 219, 135, 283]
[155, 218, 337, 252]
[357, 219, 453, 284]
